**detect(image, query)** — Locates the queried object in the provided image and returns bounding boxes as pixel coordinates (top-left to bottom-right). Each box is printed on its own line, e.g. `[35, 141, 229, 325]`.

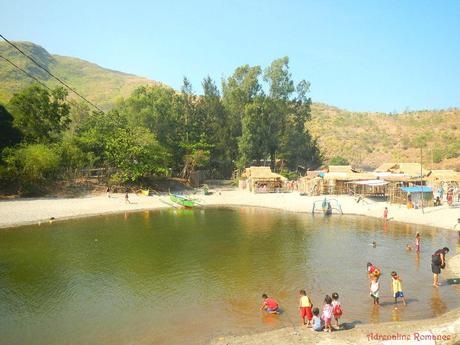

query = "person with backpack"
[331, 292, 343, 329]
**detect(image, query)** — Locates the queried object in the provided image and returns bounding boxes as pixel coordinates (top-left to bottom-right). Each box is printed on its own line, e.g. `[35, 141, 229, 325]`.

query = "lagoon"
[0, 207, 458, 345]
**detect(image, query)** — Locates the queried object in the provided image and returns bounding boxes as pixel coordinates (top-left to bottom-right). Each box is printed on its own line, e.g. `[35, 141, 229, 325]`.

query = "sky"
[1, 0, 460, 113]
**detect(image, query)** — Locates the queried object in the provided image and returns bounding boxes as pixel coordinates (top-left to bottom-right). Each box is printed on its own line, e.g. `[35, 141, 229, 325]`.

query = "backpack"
[333, 303, 343, 317]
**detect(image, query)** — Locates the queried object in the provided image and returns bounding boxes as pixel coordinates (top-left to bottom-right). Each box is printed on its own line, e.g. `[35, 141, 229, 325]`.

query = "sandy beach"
[0, 189, 459, 231]
[1, 189, 459, 344]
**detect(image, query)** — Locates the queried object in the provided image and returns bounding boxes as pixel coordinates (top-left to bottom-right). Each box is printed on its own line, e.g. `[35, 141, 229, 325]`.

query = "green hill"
[0, 41, 159, 110]
[1, 41, 458, 170]
[309, 103, 460, 170]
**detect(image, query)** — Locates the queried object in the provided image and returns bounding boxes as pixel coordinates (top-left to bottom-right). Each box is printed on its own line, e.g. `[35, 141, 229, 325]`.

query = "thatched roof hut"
[375, 162, 429, 177]
[241, 166, 287, 193]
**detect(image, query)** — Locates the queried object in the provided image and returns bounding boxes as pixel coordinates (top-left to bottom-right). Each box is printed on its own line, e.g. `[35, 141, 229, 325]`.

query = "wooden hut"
[427, 170, 460, 189]
[389, 185, 433, 206]
[240, 166, 287, 193]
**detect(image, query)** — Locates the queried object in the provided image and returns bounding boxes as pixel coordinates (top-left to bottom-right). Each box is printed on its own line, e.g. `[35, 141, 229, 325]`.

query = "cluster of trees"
[0, 57, 321, 194]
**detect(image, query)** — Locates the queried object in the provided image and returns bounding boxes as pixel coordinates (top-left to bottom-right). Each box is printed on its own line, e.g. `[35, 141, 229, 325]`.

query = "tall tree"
[8, 85, 70, 144]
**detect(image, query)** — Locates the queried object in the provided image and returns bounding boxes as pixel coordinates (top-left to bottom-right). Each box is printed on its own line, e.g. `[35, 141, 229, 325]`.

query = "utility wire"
[0, 53, 53, 92]
[0, 33, 104, 113]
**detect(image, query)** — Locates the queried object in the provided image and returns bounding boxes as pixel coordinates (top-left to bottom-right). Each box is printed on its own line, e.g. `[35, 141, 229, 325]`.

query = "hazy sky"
[2, 0, 460, 112]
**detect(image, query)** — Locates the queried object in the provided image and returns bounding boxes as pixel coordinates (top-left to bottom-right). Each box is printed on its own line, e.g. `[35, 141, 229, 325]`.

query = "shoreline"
[1, 189, 459, 344]
[1, 190, 459, 232]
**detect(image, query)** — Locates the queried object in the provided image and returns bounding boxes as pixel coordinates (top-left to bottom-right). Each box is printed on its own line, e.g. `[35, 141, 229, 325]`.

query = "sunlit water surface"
[0, 207, 459, 345]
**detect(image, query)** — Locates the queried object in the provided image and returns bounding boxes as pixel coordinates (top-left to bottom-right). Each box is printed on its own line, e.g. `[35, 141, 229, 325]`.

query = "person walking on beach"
[299, 290, 313, 326]
[391, 271, 407, 306]
[125, 190, 130, 204]
[415, 232, 421, 252]
[260, 294, 280, 314]
[432, 247, 449, 287]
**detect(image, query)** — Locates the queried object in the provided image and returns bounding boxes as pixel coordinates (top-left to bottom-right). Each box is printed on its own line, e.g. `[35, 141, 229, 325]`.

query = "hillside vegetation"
[0, 41, 158, 110]
[309, 103, 460, 170]
[1, 41, 458, 170]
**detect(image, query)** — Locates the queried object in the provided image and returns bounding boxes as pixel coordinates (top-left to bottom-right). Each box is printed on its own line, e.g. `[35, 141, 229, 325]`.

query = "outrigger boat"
[169, 193, 199, 208]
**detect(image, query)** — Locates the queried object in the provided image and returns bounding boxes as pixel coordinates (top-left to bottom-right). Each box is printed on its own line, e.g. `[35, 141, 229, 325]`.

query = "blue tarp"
[400, 186, 432, 193]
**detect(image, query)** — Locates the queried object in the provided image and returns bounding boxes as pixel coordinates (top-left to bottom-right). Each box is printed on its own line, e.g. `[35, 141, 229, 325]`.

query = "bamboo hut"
[427, 170, 460, 190]
[240, 166, 287, 193]
[389, 186, 433, 206]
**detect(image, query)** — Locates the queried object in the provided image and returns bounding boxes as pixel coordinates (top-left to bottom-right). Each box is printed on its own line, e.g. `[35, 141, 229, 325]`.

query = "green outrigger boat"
[169, 193, 198, 208]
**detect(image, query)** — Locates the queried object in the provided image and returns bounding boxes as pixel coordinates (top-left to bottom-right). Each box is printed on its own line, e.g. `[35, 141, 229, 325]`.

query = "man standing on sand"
[431, 247, 449, 287]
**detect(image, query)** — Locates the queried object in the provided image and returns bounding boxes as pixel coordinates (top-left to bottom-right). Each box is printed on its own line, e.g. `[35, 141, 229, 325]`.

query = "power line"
[0, 33, 104, 113]
[0, 54, 53, 92]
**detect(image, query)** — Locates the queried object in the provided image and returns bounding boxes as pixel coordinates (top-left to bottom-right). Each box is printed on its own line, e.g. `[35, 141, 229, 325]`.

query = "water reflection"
[430, 286, 447, 317]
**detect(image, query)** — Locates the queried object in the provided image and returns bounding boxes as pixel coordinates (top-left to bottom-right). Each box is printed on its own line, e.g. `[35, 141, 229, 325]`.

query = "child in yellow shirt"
[391, 271, 407, 306]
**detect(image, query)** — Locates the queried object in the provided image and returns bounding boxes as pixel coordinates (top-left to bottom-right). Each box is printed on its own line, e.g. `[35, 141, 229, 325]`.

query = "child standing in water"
[415, 232, 421, 252]
[299, 290, 313, 326]
[370, 276, 380, 305]
[331, 292, 342, 329]
[321, 295, 333, 332]
[391, 271, 407, 306]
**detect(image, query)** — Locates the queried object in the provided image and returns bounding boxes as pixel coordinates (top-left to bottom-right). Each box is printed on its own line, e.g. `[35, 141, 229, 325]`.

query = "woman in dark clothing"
[432, 247, 449, 287]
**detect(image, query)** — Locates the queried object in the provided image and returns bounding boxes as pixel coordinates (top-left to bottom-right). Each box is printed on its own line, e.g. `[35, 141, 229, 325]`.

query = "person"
[383, 207, 388, 220]
[125, 191, 130, 204]
[431, 247, 449, 287]
[260, 294, 280, 314]
[299, 290, 313, 326]
[321, 295, 333, 332]
[311, 307, 323, 332]
[326, 202, 332, 215]
[415, 232, 421, 252]
[106, 186, 111, 198]
[370, 275, 380, 305]
[331, 292, 342, 329]
[406, 244, 412, 251]
[434, 196, 441, 206]
[391, 271, 407, 306]
[447, 192, 453, 206]
[367, 262, 381, 280]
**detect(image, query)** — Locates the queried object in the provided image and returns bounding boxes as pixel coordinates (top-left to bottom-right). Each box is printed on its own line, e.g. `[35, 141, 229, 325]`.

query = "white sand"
[1, 190, 459, 231]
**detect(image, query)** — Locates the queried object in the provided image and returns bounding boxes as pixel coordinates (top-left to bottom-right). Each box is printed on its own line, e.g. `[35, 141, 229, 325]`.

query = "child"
[125, 191, 130, 204]
[383, 207, 388, 220]
[331, 292, 342, 329]
[415, 232, 421, 252]
[260, 294, 280, 314]
[370, 275, 380, 305]
[311, 307, 323, 332]
[367, 262, 381, 280]
[391, 271, 407, 306]
[321, 295, 333, 332]
[299, 290, 313, 326]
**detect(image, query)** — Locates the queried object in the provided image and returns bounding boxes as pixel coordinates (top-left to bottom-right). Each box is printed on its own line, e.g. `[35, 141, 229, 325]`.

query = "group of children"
[261, 291, 343, 332]
[368, 262, 407, 306]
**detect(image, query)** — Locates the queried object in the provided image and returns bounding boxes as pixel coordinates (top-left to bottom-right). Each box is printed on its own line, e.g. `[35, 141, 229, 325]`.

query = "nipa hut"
[240, 166, 287, 193]
[427, 170, 460, 191]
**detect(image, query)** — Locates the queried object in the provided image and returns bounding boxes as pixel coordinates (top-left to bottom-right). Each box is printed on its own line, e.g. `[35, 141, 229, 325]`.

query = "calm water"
[0, 207, 459, 345]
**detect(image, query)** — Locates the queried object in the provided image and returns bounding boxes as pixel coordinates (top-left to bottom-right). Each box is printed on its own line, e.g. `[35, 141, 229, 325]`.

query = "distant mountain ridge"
[0, 41, 159, 110]
[0, 41, 459, 169]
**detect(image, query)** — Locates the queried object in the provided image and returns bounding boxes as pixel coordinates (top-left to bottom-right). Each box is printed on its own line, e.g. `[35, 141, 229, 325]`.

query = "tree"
[329, 156, 349, 165]
[0, 104, 21, 152]
[8, 85, 70, 143]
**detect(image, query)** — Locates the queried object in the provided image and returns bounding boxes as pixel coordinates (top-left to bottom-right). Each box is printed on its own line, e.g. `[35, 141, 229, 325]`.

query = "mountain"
[0, 41, 159, 110]
[309, 103, 460, 170]
[1, 42, 458, 169]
